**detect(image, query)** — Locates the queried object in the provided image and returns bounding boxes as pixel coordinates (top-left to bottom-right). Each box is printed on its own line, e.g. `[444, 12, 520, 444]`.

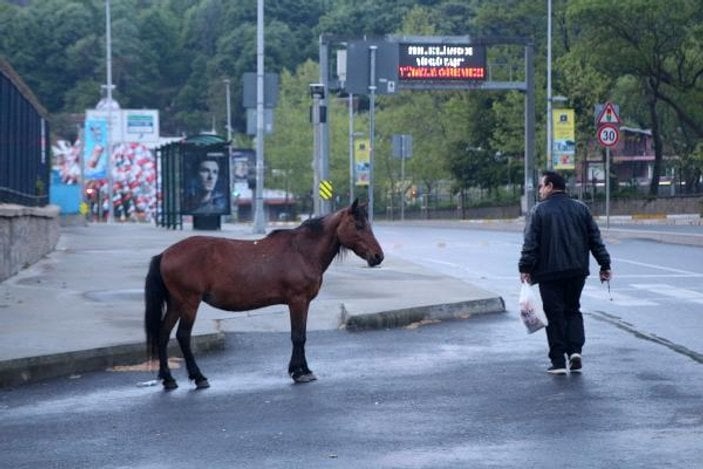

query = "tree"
[567, 0, 703, 195]
[266, 61, 317, 200]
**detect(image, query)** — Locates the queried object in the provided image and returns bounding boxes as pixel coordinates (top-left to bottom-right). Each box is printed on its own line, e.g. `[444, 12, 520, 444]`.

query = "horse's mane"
[266, 214, 326, 238]
[265, 213, 348, 260]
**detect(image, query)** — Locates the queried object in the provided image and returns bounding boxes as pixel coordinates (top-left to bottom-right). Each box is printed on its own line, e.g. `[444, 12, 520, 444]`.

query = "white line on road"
[613, 258, 703, 276]
[630, 284, 703, 304]
[582, 285, 658, 306]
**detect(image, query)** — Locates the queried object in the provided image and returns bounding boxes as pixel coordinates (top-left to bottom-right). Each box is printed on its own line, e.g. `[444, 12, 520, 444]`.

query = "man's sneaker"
[569, 353, 582, 373]
[547, 366, 567, 375]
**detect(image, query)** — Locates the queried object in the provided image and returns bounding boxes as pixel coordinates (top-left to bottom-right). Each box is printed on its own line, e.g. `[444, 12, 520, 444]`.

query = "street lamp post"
[105, 0, 114, 223]
[348, 92, 354, 203]
[546, 0, 553, 170]
[253, 0, 266, 234]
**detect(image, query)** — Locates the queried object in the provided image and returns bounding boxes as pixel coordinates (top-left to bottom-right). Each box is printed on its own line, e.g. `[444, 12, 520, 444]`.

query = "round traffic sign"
[597, 123, 620, 147]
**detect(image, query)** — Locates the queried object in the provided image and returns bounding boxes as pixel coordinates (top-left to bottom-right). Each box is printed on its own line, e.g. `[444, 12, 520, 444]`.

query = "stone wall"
[0, 204, 61, 282]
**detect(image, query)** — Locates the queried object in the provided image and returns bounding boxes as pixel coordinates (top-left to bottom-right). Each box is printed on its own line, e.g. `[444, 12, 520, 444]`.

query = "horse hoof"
[162, 379, 178, 391]
[292, 372, 317, 384]
[195, 378, 210, 389]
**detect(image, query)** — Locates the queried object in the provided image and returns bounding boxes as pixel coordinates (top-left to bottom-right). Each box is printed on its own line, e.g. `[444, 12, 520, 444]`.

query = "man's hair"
[542, 170, 566, 191]
[199, 157, 220, 167]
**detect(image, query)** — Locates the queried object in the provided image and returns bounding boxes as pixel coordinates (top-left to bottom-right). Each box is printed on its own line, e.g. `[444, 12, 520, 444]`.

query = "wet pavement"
[1, 315, 701, 468]
[0, 221, 504, 387]
[1, 215, 701, 388]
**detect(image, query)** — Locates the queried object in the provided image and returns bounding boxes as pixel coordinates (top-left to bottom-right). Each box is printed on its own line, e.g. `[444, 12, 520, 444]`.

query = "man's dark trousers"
[539, 276, 587, 367]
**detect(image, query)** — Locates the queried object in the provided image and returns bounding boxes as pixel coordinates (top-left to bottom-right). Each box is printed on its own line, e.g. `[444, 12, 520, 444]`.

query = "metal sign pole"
[546, 0, 553, 170]
[311, 87, 321, 216]
[253, 0, 266, 234]
[524, 42, 536, 214]
[319, 38, 331, 215]
[400, 145, 406, 221]
[368, 45, 377, 224]
[349, 92, 354, 203]
[105, 0, 114, 223]
[606, 146, 611, 229]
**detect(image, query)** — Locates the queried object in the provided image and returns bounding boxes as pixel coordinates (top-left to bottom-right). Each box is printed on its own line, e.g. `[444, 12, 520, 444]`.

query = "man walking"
[519, 171, 612, 375]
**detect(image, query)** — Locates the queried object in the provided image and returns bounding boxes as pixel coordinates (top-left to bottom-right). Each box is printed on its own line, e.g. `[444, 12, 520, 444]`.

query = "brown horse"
[144, 199, 384, 390]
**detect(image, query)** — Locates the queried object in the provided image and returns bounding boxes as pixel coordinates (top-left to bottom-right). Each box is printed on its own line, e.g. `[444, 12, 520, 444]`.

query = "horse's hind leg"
[176, 310, 209, 389]
[158, 307, 180, 390]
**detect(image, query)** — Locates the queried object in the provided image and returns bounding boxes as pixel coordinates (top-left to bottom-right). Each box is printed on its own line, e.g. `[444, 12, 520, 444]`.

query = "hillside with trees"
[1, 0, 702, 212]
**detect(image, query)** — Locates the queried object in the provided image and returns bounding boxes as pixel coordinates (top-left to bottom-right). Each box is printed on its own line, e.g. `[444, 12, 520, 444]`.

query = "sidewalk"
[0, 222, 505, 387]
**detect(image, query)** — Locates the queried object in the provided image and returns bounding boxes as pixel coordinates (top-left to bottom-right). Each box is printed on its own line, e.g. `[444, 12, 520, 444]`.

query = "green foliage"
[266, 61, 317, 197]
[566, 0, 703, 194]
[1, 0, 701, 205]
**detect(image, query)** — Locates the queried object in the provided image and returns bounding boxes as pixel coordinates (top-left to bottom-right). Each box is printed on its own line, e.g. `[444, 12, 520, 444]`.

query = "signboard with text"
[398, 43, 486, 82]
[85, 109, 159, 145]
[344, 38, 489, 94]
[597, 124, 620, 147]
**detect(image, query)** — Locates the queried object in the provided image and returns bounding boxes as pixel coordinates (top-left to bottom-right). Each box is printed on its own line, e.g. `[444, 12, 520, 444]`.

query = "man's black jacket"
[519, 192, 611, 283]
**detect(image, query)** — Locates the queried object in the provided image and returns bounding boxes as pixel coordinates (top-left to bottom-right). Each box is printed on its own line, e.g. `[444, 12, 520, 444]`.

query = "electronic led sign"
[398, 43, 487, 81]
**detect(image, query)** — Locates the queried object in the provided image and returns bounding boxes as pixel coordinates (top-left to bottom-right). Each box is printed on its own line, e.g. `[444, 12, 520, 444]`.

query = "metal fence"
[0, 59, 50, 207]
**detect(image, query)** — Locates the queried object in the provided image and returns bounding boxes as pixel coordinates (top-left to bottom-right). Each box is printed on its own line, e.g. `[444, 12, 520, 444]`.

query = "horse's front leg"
[288, 299, 316, 383]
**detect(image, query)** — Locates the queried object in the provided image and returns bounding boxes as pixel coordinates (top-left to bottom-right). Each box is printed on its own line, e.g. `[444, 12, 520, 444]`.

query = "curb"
[0, 332, 226, 388]
[604, 228, 703, 247]
[343, 297, 506, 331]
[0, 298, 506, 388]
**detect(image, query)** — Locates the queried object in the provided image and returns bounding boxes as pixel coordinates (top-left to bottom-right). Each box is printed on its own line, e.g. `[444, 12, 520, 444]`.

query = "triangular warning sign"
[597, 102, 621, 125]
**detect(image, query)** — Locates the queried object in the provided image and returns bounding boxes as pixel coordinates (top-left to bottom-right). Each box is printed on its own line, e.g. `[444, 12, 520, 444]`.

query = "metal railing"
[0, 60, 50, 207]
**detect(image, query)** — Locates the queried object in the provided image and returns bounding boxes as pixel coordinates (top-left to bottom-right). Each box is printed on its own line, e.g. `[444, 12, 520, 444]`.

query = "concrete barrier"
[0, 204, 60, 282]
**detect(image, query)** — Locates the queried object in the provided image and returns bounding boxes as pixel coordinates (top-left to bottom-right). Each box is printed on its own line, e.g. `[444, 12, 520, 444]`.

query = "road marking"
[604, 274, 703, 278]
[587, 309, 703, 364]
[630, 283, 703, 304]
[582, 285, 657, 306]
[613, 258, 703, 276]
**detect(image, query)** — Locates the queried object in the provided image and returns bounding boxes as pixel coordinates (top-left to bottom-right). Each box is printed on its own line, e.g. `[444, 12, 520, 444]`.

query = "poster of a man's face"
[182, 153, 230, 215]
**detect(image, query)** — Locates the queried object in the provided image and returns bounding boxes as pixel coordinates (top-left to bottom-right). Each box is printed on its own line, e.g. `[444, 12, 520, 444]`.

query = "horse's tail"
[144, 254, 168, 359]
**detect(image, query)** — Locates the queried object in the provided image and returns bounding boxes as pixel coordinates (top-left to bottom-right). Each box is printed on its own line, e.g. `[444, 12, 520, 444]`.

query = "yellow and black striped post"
[319, 180, 333, 201]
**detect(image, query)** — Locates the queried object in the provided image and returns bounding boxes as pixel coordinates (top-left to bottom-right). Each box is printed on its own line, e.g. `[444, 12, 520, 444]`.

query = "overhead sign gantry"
[317, 35, 536, 217]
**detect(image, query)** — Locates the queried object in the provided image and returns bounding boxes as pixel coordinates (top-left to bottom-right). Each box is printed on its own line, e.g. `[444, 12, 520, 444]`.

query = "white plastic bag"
[518, 282, 548, 333]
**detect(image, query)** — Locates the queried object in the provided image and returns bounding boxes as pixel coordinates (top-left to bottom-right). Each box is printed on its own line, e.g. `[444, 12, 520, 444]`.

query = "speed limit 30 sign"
[597, 123, 620, 147]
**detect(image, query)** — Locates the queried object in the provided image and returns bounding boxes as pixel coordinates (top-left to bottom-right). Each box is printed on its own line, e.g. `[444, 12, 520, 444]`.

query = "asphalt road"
[375, 223, 703, 362]
[1, 313, 701, 468]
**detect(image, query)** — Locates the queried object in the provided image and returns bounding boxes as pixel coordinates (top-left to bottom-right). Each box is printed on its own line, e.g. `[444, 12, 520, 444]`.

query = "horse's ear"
[350, 198, 359, 215]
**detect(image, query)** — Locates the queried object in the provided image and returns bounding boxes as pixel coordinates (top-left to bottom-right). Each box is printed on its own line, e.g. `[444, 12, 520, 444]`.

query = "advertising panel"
[354, 138, 371, 186]
[83, 118, 108, 180]
[182, 152, 231, 215]
[552, 109, 576, 170]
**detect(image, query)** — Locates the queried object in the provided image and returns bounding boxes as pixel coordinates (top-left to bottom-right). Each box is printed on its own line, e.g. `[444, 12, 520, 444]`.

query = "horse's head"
[337, 198, 384, 267]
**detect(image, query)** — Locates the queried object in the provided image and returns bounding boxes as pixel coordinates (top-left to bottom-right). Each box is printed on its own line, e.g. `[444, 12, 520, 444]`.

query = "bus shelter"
[156, 134, 230, 230]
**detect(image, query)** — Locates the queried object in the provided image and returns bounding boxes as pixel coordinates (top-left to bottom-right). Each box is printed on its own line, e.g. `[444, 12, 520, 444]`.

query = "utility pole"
[546, 0, 553, 171]
[310, 84, 324, 216]
[253, 0, 266, 234]
[368, 45, 377, 224]
[105, 0, 114, 223]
